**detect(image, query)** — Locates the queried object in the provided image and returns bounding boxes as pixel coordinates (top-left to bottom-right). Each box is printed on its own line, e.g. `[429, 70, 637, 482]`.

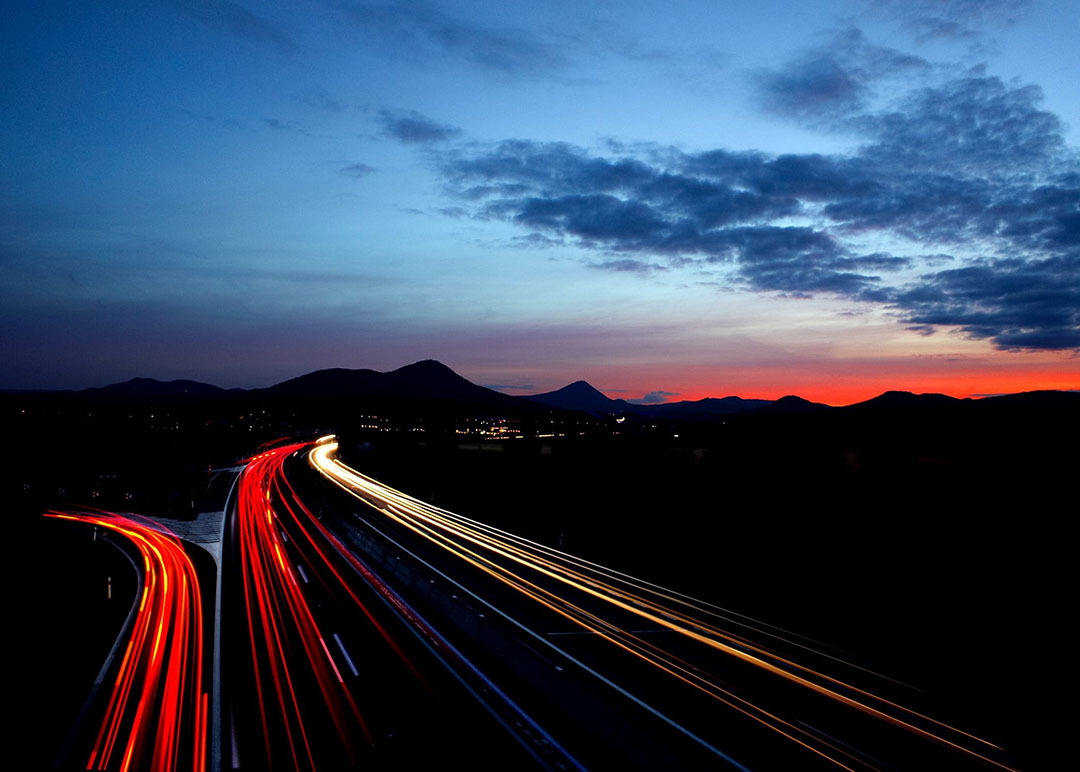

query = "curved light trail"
[233, 441, 585, 771]
[45, 510, 208, 772]
[310, 437, 1016, 772]
[233, 443, 372, 770]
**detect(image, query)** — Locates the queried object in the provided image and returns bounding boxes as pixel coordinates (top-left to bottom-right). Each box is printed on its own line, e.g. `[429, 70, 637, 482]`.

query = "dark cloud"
[633, 390, 680, 404]
[756, 52, 864, 120]
[341, 162, 375, 178]
[325, 0, 567, 76]
[890, 256, 1080, 350]
[588, 258, 664, 273]
[721, 232, 909, 296]
[984, 175, 1080, 252]
[850, 73, 1065, 175]
[430, 41, 1079, 351]
[378, 109, 461, 144]
[754, 28, 929, 121]
[440, 142, 914, 297]
[501, 194, 669, 244]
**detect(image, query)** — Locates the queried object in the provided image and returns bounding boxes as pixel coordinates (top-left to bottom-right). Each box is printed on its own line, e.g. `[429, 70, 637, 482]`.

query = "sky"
[2, 0, 1078, 404]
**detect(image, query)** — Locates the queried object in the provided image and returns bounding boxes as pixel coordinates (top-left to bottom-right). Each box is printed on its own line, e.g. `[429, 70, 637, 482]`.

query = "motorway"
[46, 436, 1021, 770]
[309, 436, 1019, 772]
[221, 441, 578, 770]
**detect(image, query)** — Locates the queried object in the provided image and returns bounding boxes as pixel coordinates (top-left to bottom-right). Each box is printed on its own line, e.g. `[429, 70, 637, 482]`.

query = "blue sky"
[3, 0, 1078, 402]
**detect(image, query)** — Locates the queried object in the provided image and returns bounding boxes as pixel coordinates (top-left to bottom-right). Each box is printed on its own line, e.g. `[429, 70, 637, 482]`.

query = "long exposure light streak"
[236, 441, 586, 771]
[310, 437, 1016, 771]
[273, 458, 589, 772]
[45, 510, 207, 772]
[234, 443, 373, 770]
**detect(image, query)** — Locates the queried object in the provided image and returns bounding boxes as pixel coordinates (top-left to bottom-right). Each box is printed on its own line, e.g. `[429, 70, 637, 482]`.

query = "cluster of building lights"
[454, 417, 523, 439]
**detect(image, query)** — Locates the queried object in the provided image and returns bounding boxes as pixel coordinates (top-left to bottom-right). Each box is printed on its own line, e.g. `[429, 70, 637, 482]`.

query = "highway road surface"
[308, 436, 1019, 772]
[45, 436, 1021, 771]
[221, 441, 580, 770]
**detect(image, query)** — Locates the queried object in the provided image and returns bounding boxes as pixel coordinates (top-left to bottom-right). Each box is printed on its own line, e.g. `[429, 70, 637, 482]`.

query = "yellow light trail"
[310, 439, 1016, 772]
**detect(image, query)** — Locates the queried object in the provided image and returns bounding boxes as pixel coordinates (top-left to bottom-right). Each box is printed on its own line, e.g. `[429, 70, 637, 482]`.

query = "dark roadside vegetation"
[342, 397, 1074, 772]
[5, 379, 1076, 771]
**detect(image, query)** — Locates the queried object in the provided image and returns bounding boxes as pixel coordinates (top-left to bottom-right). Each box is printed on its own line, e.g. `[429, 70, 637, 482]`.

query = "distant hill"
[264, 359, 523, 408]
[755, 395, 831, 413]
[265, 366, 385, 397]
[383, 360, 516, 403]
[20, 365, 1078, 422]
[527, 382, 779, 416]
[843, 391, 967, 410]
[83, 377, 227, 397]
[526, 381, 632, 412]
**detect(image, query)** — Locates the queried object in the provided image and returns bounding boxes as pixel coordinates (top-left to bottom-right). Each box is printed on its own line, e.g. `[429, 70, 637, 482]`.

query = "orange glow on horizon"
[592, 361, 1080, 407]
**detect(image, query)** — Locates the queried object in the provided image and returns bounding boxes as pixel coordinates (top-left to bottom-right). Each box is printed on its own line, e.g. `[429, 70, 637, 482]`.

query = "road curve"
[46, 510, 208, 772]
[309, 436, 1018, 772]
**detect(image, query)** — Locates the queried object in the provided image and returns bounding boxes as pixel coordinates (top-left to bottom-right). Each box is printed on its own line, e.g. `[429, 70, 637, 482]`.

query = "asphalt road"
[220, 442, 564, 771]
[308, 436, 1021, 772]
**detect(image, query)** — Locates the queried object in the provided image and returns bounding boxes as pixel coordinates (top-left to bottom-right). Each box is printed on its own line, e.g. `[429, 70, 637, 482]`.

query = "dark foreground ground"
[340, 423, 1070, 772]
[7, 390, 1074, 770]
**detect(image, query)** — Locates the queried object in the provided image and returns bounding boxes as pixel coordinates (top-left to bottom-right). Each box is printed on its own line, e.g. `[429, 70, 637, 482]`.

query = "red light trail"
[233, 443, 373, 769]
[45, 510, 207, 772]
[43, 436, 1023, 770]
[230, 441, 582, 770]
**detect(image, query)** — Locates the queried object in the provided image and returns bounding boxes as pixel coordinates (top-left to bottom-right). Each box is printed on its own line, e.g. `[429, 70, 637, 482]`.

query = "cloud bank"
[429, 45, 1078, 351]
[378, 109, 462, 144]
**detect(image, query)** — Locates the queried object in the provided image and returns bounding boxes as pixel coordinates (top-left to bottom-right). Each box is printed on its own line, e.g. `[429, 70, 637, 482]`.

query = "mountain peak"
[526, 380, 623, 412]
[86, 377, 225, 396]
[846, 391, 962, 409]
[394, 359, 453, 373]
[389, 359, 464, 382]
[265, 359, 519, 406]
[564, 380, 606, 394]
[756, 395, 831, 413]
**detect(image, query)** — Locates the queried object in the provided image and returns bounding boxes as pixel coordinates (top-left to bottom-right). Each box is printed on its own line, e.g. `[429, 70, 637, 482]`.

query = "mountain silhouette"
[52, 365, 1080, 420]
[843, 391, 965, 410]
[754, 395, 831, 413]
[265, 359, 521, 407]
[84, 377, 227, 397]
[526, 381, 631, 412]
